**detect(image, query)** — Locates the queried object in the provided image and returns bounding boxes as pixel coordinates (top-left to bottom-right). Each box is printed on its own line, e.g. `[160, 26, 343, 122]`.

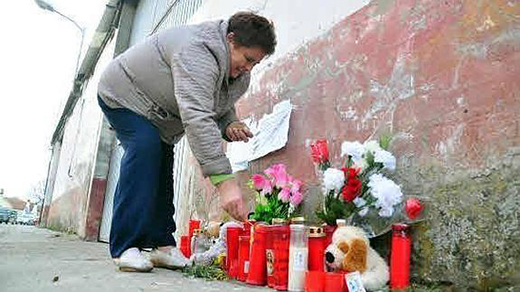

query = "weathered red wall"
[46, 187, 83, 234]
[231, 0, 519, 288]
[239, 0, 519, 178]
[83, 178, 107, 241]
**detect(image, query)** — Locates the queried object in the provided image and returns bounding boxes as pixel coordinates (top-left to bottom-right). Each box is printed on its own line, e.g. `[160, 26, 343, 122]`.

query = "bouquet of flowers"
[311, 136, 405, 229]
[249, 163, 304, 223]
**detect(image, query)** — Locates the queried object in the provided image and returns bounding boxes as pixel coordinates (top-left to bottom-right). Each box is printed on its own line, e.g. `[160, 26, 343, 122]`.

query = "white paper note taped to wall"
[226, 100, 292, 173]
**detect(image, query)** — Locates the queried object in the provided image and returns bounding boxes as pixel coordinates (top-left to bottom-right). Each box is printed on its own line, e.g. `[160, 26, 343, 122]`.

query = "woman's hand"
[217, 178, 247, 221]
[225, 122, 253, 142]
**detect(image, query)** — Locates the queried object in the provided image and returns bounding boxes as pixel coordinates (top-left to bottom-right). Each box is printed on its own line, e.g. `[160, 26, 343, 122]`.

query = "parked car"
[8, 209, 17, 224]
[17, 213, 35, 225]
[0, 207, 10, 223]
[0, 207, 17, 224]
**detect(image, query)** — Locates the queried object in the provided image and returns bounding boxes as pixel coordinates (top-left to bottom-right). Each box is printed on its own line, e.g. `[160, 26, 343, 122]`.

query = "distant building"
[1, 196, 32, 212]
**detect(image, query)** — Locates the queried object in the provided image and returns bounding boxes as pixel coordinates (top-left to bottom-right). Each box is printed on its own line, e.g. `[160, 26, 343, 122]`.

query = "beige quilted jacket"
[98, 20, 250, 176]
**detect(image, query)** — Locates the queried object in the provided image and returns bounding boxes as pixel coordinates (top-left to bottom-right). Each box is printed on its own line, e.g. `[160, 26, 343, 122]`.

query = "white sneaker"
[149, 247, 191, 270]
[113, 247, 153, 272]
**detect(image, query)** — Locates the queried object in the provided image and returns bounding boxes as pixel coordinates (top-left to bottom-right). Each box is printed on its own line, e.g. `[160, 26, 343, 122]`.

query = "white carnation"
[368, 173, 403, 217]
[341, 141, 364, 161]
[374, 149, 396, 171]
[323, 168, 345, 193]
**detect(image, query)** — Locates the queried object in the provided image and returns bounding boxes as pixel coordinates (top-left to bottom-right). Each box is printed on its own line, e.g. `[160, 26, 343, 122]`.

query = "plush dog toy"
[325, 226, 389, 290]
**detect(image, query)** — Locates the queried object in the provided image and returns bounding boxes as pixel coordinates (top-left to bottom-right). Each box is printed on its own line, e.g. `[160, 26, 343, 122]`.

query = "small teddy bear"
[325, 226, 389, 291]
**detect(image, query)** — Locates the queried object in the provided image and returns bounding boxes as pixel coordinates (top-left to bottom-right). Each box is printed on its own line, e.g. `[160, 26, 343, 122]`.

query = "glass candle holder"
[390, 223, 411, 289]
[308, 226, 326, 271]
[322, 224, 336, 248]
[246, 223, 268, 286]
[273, 222, 290, 291]
[238, 235, 251, 282]
[190, 229, 200, 255]
[305, 271, 325, 292]
[288, 224, 308, 292]
[180, 235, 190, 258]
[324, 272, 347, 292]
[226, 226, 243, 278]
[188, 219, 201, 257]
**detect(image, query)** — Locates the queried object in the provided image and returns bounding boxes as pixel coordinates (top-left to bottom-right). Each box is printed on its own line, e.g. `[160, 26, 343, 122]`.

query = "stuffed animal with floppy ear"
[325, 226, 389, 291]
[205, 221, 221, 238]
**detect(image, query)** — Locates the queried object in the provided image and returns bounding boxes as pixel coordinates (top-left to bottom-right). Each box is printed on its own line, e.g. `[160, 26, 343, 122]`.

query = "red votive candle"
[243, 219, 255, 236]
[322, 224, 336, 248]
[246, 223, 268, 286]
[238, 235, 250, 282]
[273, 223, 290, 291]
[390, 224, 411, 289]
[266, 225, 276, 287]
[324, 272, 347, 292]
[268, 219, 288, 288]
[308, 226, 326, 271]
[305, 271, 325, 292]
[187, 219, 200, 257]
[226, 226, 243, 279]
[180, 235, 190, 258]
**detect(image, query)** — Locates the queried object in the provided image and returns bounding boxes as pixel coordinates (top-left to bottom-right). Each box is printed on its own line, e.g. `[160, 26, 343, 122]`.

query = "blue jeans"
[98, 96, 176, 258]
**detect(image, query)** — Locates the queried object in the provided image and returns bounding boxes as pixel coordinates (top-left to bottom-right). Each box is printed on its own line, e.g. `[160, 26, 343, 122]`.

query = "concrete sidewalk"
[0, 224, 268, 292]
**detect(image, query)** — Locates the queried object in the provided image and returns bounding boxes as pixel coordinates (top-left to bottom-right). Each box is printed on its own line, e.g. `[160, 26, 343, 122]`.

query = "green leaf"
[345, 155, 353, 168]
[379, 133, 392, 150]
[182, 263, 229, 281]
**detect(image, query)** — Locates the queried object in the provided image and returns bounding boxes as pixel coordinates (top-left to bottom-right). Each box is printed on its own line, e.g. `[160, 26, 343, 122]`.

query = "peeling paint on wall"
[228, 0, 520, 289]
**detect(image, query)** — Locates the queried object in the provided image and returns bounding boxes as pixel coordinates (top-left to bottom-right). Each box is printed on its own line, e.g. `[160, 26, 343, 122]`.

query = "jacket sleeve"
[217, 106, 239, 142]
[172, 43, 232, 176]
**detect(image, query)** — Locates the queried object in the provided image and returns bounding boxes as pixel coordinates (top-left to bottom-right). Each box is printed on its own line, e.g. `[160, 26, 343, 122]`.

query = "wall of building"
[176, 0, 520, 289]
[169, 0, 376, 239]
[45, 39, 116, 236]
[42, 0, 519, 288]
[41, 141, 60, 224]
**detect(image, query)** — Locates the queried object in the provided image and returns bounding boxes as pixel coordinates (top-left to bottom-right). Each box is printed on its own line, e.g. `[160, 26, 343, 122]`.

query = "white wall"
[93, 0, 372, 235]
[47, 40, 116, 233]
[176, 0, 371, 229]
[190, 0, 370, 81]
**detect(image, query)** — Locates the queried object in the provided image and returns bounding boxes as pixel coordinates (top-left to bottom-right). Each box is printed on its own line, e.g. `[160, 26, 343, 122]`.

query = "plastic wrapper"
[348, 196, 429, 238]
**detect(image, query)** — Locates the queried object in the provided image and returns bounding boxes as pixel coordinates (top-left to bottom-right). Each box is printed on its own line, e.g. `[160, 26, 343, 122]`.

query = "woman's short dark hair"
[228, 12, 276, 55]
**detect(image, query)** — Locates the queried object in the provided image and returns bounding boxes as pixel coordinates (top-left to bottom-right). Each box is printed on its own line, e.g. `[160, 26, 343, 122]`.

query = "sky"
[0, 0, 107, 199]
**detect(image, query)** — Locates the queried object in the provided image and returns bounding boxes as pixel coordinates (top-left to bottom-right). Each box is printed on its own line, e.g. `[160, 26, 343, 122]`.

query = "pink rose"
[278, 188, 291, 203]
[289, 191, 303, 206]
[265, 163, 289, 188]
[252, 174, 272, 195]
[290, 179, 303, 194]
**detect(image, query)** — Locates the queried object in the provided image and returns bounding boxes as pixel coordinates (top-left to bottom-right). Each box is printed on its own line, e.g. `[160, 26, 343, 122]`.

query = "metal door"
[99, 143, 124, 243]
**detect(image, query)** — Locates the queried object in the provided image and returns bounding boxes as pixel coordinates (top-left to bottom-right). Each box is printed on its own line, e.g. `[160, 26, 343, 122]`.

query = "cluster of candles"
[179, 218, 412, 291]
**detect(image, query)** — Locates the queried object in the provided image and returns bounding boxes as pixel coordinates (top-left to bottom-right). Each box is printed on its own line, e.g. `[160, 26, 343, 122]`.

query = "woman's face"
[227, 33, 266, 79]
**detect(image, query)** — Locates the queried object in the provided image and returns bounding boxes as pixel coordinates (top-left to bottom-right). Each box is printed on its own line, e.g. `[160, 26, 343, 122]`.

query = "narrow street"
[0, 224, 268, 292]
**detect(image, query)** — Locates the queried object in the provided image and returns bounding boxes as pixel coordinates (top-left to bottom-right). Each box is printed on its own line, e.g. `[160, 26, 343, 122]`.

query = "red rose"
[342, 177, 362, 202]
[310, 139, 329, 164]
[340, 167, 362, 202]
[341, 167, 358, 179]
[405, 198, 423, 219]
